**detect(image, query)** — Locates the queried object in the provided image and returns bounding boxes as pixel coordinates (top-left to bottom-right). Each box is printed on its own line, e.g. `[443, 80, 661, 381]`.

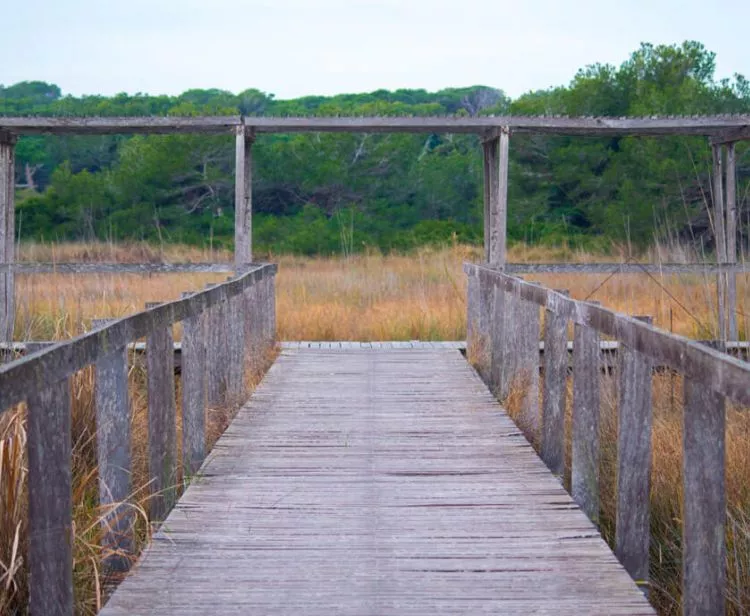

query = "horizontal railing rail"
[1, 262, 277, 615]
[465, 261, 750, 616]
[1, 261, 748, 275]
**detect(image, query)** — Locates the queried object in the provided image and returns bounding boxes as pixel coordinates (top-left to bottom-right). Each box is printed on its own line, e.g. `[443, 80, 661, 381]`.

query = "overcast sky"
[2, 0, 747, 100]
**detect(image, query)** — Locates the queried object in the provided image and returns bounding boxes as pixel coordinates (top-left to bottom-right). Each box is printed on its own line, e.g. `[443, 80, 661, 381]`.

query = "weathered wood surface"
[234, 129, 253, 267]
[0, 131, 15, 342]
[615, 318, 654, 588]
[2, 261, 749, 275]
[725, 142, 738, 341]
[683, 379, 726, 616]
[0, 263, 276, 411]
[571, 315, 601, 524]
[101, 347, 652, 615]
[180, 294, 206, 478]
[93, 319, 133, 572]
[3, 114, 749, 136]
[541, 295, 569, 477]
[467, 263, 750, 406]
[145, 311, 177, 522]
[27, 377, 73, 615]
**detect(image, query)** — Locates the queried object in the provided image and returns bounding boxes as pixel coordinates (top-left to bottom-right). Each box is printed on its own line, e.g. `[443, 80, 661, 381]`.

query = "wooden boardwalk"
[102, 347, 653, 615]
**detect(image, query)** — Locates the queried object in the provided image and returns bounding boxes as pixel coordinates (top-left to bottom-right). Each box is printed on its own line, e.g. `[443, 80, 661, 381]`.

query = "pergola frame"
[1, 114, 748, 341]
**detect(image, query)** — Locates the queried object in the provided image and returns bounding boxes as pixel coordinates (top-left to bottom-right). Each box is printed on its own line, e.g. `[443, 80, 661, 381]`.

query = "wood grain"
[683, 379, 726, 616]
[0, 132, 15, 343]
[101, 348, 653, 615]
[541, 297, 568, 477]
[27, 377, 73, 615]
[180, 293, 206, 478]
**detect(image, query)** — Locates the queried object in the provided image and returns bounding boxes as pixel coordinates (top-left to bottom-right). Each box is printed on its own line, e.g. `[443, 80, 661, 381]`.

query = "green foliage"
[3, 41, 749, 255]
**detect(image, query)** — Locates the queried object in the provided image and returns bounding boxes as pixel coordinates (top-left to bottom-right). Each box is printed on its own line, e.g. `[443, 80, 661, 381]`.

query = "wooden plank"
[227, 289, 246, 401]
[725, 143, 738, 341]
[101, 348, 653, 615]
[466, 269, 479, 354]
[146, 308, 177, 523]
[0, 131, 15, 343]
[615, 334, 653, 590]
[541, 298, 568, 477]
[180, 294, 206, 478]
[489, 280, 505, 395]
[571, 313, 601, 524]
[93, 319, 133, 572]
[683, 379, 726, 616]
[27, 377, 73, 615]
[2, 114, 749, 136]
[482, 141, 492, 261]
[234, 129, 253, 268]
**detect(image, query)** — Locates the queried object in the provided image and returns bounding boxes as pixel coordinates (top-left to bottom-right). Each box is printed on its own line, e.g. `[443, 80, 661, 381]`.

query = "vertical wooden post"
[0, 130, 16, 344]
[500, 284, 518, 399]
[712, 144, 727, 342]
[204, 284, 222, 404]
[683, 379, 726, 616]
[180, 293, 206, 478]
[725, 142, 738, 341]
[482, 140, 494, 263]
[519, 290, 541, 438]
[477, 271, 494, 377]
[571, 308, 601, 524]
[92, 319, 132, 572]
[268, 270, 276, 343]
[466, 268, 479, 353]
[145, 305, 177, 522]
[489, 278, 505, 394]
[483, 129, 509, 269]
[615, 317, 654, 590]
[27, 377, 74, 615]
[226, 281, 246, 401]
[234, 126, 253, 270]
[541, 295, 568, 477]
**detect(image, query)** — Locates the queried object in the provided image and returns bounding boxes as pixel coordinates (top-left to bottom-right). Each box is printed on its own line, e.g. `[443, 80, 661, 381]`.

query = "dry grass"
[2, 240, 748, 614]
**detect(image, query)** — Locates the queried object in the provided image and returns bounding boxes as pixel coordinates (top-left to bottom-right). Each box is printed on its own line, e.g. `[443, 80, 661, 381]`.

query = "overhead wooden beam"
[2, 114, 750, 136]
[0, 130, 15, 344]
[234, 126, 254, 269]
[709, 125, 750, 145]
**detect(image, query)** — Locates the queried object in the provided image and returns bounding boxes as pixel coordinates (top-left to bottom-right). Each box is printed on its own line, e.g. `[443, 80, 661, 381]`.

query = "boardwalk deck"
[101, 347, 653, 615]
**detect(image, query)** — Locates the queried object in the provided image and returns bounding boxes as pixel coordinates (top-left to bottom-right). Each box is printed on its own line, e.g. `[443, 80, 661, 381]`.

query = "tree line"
[2, 41, 748, 255]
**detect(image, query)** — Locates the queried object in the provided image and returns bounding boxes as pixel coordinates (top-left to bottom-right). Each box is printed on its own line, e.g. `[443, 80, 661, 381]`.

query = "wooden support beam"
[145, 306, 177, 523]
[683, 379, 726, 616]
[726, 143, 738, 341]
[712, 144, 727, 342]
[0, 130, 15, 343]
[92, 319, 132, 573]
[180, 293, 206, 478]
[483, 128, 510, 268]
[234, 127, 253, 269]
[615, 316, 653, 591]
[541, 294, 569, 477]
[710, 125, 750, 145]
[27, 377, 74, 615]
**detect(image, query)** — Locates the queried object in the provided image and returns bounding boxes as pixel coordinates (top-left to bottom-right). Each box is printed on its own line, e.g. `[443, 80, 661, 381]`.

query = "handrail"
[465, 261, 749, 616]
[2, 261, 277, 615]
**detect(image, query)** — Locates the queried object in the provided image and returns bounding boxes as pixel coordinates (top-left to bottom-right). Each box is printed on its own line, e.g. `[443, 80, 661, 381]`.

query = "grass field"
[1, 240, 749, 614]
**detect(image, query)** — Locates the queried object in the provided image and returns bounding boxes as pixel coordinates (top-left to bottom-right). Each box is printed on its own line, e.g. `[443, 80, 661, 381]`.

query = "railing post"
[226, 278, 246, 401]
[477, 270, 493, 377]
[725, 142, 738, 341]
[145, 303, 177, 523]
[615, 315, 654, 590]
[92, 319, 132, 572]
[205, 284, 229, 405]
[541, 291, 569, 477]
[0, 130, 16, 346]
[571, 303, 601, 524]
[268, 268, 277, 343]
[519, 284, 541, 438]
[180, 293, 206, 478]
[466, 267, 480, 359]
[489, 277, 505, 394]
[27, 376, 74, 615]
[683, 379, 726, 616]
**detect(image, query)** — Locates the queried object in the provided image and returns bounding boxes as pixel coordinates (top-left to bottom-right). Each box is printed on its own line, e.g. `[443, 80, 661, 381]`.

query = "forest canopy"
[2, 41, 748, 255]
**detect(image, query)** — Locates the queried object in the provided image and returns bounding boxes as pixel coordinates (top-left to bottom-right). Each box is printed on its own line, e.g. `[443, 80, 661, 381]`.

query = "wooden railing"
[465, 262, 750, 616]
[0, 262, 277, 615]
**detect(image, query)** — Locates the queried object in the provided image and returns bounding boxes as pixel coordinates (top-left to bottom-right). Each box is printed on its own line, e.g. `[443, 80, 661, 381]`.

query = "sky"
[2, 0, 748, 100]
